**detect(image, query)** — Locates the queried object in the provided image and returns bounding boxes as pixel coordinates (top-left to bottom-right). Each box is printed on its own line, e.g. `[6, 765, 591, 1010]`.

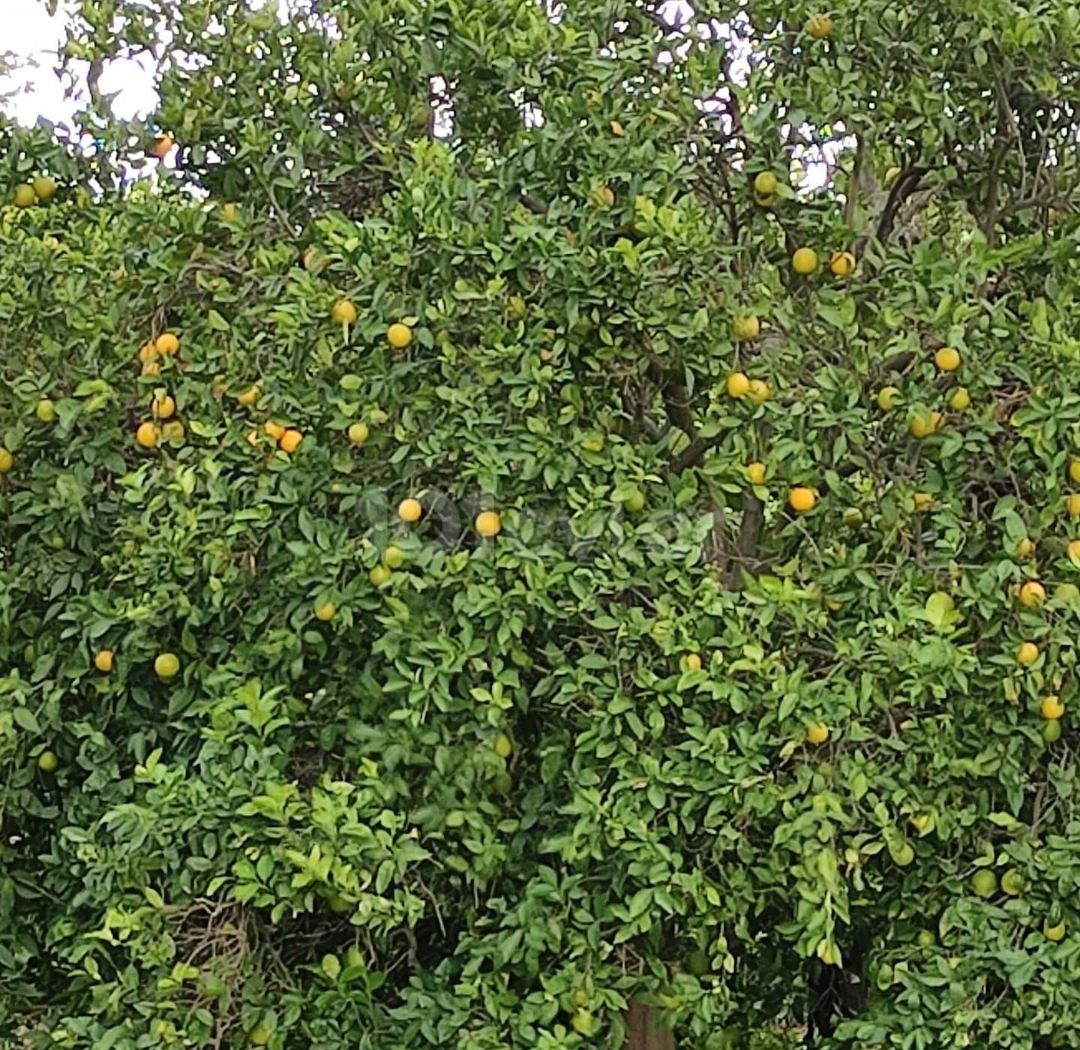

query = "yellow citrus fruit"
[369, 563, 392, 587]
[264, 421, 286, 441]
[347, 421, 369, 445]
[949, 387, 971, 412]
[94, 649, 114, 673]
[934, 347, 961, 372]
[220, 202, 237, 221]
[135, 421, 159, 448]
[387, 322, 413, 349]
[748, 378, 772, 404]
[1017, 537, 1036, 559]
[1041, 695, 1065, 720]
[753, 171, 777, 196]
[154, 652, 181, 680]
[383, 545, 405, 569]
[150, 134, 174, 159]
[1070, 458, 1080, 484]
[155, 332, 180, 356]
[237, 385, 260, 407]
[314, 601, 336, 622]
[830, 251, 856, 278]
[331, 299, 358, 325]
[0, 448, 13, 473]
[1068, 494, 1080, 518]
[789, 486, 817, 513]
[14, 184, 37, 208]
[1045, 921, 1066, 942]
[1018, 581, 1046, 608]
[493, 732, 513, 758]
[162, 420, 185, 442]
[726, 371, 750, 398]
[1067, 538, 1080, 562]
[683, 652, 702, 672]
[35, 398, 56, 423]
[475, 510, 502, 537]
[877, 386, 900, 411]
[792, 247, 819, 275]
[138, 342, 159, 365]
[398, 497, 423, 523]
[279, 429, 303, 454]
[733, 314, 760, 341]
[806, 723, 829, 745]
[1000, 869, 1024, 896]
[913, 492, 934, 513]
[971, 869, 997, 898]
[142, 360, 162, 377]
[909, 412, 937, 439]
[153, 394, 176, 420]
[1016, 641, 1039, 666]
[746, 461, 767, 485]
[38, 750, 59, 773]
[248, 1027, 271, 1047]
[806, 13, 833, 38]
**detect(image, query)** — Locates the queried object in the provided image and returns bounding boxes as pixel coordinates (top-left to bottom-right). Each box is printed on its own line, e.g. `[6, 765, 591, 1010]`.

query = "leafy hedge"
[2, 2, 1080, 1048]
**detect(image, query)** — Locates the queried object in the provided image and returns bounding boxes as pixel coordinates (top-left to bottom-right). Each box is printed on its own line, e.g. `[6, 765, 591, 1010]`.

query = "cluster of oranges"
[134, 331, 184, 447]
[11, 175, 58, 209]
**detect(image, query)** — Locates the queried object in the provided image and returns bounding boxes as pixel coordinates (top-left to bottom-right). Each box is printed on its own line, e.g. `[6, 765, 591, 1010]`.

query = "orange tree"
[2, 2, 1079, 1048]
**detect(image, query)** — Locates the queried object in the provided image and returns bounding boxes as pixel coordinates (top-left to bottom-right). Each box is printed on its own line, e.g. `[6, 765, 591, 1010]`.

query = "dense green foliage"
[2, 1, 1080, 1047]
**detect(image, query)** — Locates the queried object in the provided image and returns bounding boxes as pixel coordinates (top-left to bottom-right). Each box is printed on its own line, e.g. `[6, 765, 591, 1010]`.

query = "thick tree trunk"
[625, 1002, 675, 1050]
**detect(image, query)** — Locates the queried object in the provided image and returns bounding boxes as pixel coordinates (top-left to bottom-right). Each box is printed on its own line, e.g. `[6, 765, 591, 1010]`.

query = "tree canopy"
[2, 2, 1080, 1048]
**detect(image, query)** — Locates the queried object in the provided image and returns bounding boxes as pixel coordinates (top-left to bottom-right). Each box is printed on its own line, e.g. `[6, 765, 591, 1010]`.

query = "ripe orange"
[138, 342, 158, 365]
[789, 486, 817, 513]
[142, 361, 162, 377]
[934, 347, 961, 372]
[913, 492, 934, 512]
[331, 299, 358, 325]
[1041, 695, 1065, 720]
[792, 247, 819, 275]
[153, 394, 176, 420]
[806, 13, 833, 38]
[748, 378, 772, 404]
[1068, 494, 1080, 518]
[135, 421, 158, 448]
[0, 448, 13, 473]
[398, 497, 423, 523]
[1016, 641, 1039, 666]
[1017, 537, 1035, 559]
[909, 412, 937, 439]
[347, 421, 369, 445]
[150, 134, 174, 159]
[237, 385, 260, 407]
[1070, 458, 1080, 484]
[475, 510, 502, 537]
[279, 429, 303, 454]
[830, 251, 856, 278]
[746, 461, 767, 485]
[94, 649, 114, 673]
[387, 322, 413, 349]
[155, 332, 180, 356]
[726, 372, 750, 398]
[264, 420, 286, 441]
[806, 723, 829, 745]
[1018, 581, 1046, 608]
[1068, 538, 1080, 562]
[733, 315, 760, 341]
[753, 171, 778, 196]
